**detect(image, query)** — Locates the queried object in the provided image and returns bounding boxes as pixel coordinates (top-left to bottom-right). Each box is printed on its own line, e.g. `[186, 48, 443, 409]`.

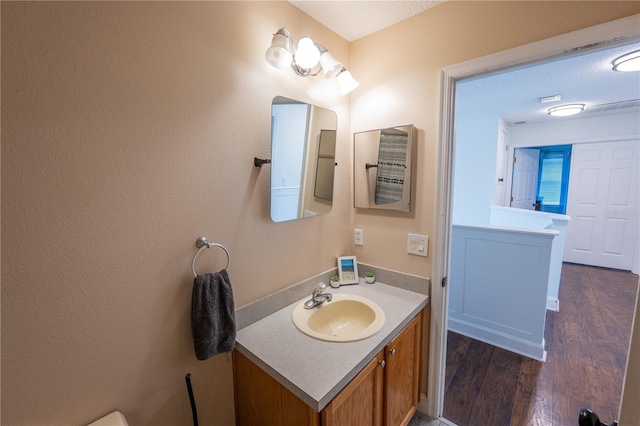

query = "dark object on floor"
[579, 408, 618, 426]
[185, 373, 199, 426]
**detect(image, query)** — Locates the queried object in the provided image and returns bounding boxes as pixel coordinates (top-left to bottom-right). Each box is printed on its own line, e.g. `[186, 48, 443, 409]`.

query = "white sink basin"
[291, 293, 386, 342]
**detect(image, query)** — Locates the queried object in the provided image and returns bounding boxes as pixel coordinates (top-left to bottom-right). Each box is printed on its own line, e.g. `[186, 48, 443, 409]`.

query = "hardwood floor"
[443, 263, 638, 426]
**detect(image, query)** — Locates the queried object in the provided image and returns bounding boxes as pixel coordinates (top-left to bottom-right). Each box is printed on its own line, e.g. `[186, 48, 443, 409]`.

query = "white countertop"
[235, 280, 428, 411]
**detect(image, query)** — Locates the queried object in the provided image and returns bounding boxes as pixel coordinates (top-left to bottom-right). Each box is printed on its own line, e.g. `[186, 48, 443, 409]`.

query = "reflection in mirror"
[354, 125, 414, 212]
[374, 128, 408, 205]
[314, 130, 336, 201]
[270, 96, 338, 222]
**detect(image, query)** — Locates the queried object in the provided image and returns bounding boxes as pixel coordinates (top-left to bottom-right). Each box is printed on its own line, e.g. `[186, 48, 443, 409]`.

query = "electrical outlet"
[407, 233, 428, 257]
[354, 228, 364, 246]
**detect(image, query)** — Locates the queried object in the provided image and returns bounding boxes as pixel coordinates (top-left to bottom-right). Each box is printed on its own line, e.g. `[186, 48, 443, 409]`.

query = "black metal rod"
[185, 373, 198, 426]
[254, 157, 271, 167]
[365, 163, 378, 169]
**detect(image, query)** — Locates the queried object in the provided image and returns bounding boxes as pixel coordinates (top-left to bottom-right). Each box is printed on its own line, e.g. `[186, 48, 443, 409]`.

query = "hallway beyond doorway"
[443, 263, 638, 425]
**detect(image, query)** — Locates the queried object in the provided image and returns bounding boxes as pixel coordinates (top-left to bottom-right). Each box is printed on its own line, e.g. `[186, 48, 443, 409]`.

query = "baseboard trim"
[449, 318, 546, 362]
[417, 392, 429, 414]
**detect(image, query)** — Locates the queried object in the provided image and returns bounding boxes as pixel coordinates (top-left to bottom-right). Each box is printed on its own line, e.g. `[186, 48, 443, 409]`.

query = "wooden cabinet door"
[384, 312, 422, 426]
[322, 350, 384, 426]
[233, 351, 319, 426]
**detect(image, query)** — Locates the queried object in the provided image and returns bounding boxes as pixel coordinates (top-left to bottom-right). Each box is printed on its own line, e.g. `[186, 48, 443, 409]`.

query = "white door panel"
[494, 125, 508, 205]
[564, 140, 639, 270]
[603, 218, 626, 255]
[577, 169, 599, 204]
[573, 216, 595, 251]
[510, 148, 539, 210]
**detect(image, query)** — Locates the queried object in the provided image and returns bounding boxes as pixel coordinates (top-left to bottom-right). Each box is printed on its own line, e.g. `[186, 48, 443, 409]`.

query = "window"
[537, 145, 571, 214]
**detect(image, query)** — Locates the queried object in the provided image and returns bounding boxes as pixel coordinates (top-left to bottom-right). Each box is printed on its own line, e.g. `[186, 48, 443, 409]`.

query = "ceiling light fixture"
[612, 49, 640, 72]
[265, 27, 359, 95]
[548, 104, 585, 117]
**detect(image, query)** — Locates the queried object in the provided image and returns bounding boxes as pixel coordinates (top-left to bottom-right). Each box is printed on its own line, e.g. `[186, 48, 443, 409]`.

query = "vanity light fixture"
[265, 27, 359, 95]
[612, 49, 640, 72]
[548, 103, 585, 117]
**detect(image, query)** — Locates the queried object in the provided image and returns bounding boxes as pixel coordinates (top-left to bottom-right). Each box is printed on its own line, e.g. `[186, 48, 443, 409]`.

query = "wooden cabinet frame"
[233, 310, 424, 426]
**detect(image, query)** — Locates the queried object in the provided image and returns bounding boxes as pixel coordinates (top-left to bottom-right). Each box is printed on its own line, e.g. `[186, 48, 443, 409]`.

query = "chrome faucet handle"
[313, 282, 327, 295]
[304, 282, 331, 309]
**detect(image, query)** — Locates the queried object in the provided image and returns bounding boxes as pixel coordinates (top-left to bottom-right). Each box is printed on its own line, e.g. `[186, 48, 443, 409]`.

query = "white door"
[564, 140, 639, 270]
[510, 148, 539, 210]
[494, 124, 508, 206]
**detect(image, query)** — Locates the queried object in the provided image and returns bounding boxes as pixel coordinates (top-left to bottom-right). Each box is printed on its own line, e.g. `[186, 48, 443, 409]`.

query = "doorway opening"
[430, 15, 640, 423]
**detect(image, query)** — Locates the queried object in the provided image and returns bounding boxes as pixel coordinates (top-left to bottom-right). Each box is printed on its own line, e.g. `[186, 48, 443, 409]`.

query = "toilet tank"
[87, 411, 129, 426]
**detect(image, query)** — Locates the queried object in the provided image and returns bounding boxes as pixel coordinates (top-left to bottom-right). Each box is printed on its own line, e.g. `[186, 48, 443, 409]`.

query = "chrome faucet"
[304, 282, 333, 309]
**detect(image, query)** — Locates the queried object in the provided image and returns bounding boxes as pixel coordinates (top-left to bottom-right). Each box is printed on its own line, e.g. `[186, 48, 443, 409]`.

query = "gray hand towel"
[191, 270, 236, 360]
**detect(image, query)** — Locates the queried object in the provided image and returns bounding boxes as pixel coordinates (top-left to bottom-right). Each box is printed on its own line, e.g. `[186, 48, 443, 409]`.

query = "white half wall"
[489, 206, 570, 311]
[449, 223, 557, 361]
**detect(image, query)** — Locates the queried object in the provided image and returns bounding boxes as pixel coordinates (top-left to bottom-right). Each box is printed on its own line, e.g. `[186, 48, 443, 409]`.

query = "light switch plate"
[407, 233, 428, 257]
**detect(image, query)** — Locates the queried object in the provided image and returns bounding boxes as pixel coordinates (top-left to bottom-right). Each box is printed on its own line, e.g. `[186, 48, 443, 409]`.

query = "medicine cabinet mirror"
[270, 96, 338, 222]
[354, 125, 414, 212]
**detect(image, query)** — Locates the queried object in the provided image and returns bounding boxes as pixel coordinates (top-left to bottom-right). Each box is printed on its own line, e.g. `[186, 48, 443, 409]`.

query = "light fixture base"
[612, 49, 640, 72]
[548, 103, 585, 117]
[291, 63, 321, 77]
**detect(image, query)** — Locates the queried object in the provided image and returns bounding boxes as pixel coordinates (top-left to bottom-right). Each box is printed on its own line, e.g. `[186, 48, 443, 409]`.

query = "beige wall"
[350, 0, 640, 278]
[3, 1, 640, 425]
[1, 2, 351, 425]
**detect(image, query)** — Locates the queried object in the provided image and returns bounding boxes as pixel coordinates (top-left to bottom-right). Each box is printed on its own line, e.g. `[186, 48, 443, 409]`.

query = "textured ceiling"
[288, 0, 443, 42]
[457, 40, 640, 126]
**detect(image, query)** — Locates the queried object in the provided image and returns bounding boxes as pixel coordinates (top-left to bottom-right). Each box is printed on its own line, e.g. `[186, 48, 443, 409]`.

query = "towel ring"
[192, 237, 230, 278]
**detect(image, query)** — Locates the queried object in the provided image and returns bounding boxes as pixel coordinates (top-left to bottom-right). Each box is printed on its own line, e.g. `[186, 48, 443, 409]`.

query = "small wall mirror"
[354, 125, 414, 212]
[270, 96, 338, 222]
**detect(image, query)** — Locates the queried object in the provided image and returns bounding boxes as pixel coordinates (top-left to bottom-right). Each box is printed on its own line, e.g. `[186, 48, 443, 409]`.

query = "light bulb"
[319, 51, 343, 78]
[295, 37, 320, 69]
[337, 68, 359, 95]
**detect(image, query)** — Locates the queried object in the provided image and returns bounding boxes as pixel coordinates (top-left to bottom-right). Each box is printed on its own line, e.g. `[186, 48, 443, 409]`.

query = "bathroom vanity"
[233, 282, 428, 426]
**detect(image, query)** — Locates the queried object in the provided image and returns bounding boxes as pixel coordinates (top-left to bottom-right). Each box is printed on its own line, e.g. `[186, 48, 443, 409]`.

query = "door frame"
[429, 14, 640, 418]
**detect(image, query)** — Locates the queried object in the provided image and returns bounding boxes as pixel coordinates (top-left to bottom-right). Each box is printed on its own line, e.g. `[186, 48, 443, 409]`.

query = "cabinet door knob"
[379, 360, 385, 368]
[389, 348, 396, 356]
